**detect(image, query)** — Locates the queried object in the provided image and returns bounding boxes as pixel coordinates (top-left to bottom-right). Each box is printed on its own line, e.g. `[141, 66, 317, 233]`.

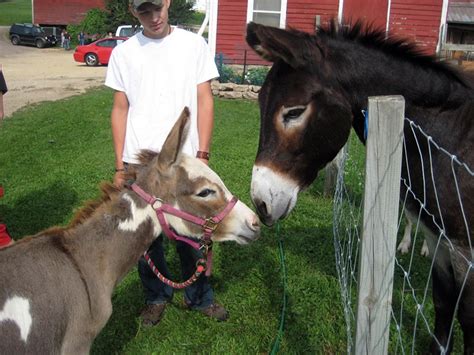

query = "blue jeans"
[138, 235, 214, 310]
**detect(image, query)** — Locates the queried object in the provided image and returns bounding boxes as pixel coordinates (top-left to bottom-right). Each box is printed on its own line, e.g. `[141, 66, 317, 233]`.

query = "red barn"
[214, 0, 449, 65]
[33, 0, 106, 27]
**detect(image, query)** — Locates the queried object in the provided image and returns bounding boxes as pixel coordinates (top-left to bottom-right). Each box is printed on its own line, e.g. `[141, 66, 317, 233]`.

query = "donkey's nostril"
[253, 198, 275, 226]
[250, 215, 261, 230]
[256, 200, 268, 218]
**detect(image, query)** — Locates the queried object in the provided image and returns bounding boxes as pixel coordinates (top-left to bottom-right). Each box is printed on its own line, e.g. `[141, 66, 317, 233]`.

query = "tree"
[169, 0, 195, 25]
[79, 8, 109, 34]
[105, 0, 196, 27]
[74, 0, 197, 40]
[67, 8, 109, 44]
[105, 0, 139, 31]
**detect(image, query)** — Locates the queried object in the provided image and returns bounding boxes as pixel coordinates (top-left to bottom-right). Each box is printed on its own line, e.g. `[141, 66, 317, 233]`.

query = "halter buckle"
[151, 198, 163, 210]
[203, 218, 218, 232]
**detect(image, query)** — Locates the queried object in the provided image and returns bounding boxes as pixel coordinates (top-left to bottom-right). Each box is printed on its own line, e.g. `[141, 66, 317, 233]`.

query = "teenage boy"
[105, 0, 226, 327]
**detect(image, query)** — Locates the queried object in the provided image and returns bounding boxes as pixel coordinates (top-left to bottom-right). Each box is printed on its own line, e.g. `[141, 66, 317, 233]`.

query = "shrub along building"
[213, 0, 452, 65]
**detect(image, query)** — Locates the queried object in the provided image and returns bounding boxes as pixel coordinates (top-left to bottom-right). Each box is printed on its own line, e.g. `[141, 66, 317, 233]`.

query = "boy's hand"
[113, 171, 126, 187]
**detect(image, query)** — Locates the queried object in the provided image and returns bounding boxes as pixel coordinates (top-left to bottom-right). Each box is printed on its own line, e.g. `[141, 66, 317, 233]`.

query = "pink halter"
[131, 183, 238, 276]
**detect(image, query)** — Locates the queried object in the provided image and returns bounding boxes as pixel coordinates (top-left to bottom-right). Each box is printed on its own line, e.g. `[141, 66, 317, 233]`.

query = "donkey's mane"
[136, 149, 159, 165]
[316, 20, 472, 88]
[68, 182, 121, 228]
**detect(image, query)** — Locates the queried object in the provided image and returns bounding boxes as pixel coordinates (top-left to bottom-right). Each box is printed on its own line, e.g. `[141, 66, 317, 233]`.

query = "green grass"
[0, 90, 460, 353]
[0, 0, 31, 25]
[0, 90, 346, 353]
[188, 11, 206, 26]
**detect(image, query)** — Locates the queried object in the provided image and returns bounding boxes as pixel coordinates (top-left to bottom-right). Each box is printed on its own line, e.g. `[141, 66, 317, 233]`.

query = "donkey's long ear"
[246, 22, 324, 69]
[158, 107, 190, 169]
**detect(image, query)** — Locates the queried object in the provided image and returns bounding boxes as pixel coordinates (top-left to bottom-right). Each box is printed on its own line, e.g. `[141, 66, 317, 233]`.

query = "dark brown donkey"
[246, 22, 473, 354]
[0, 108, 260, 354]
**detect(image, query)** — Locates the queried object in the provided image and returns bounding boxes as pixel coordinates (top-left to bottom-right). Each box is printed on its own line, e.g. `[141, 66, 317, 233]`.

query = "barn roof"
[448, 2, 474, 24]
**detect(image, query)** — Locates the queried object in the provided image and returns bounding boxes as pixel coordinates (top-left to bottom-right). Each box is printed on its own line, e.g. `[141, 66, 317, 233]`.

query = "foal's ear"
[158, 107, 190, 169]
[246, 22, 324, 68]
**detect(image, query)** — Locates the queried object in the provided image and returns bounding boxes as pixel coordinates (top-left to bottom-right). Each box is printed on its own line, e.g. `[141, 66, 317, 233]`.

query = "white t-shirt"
[105, 28, 219, 164]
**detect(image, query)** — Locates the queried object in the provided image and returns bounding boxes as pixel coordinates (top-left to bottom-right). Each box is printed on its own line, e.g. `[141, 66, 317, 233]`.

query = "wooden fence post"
[355, 96, 405, 354]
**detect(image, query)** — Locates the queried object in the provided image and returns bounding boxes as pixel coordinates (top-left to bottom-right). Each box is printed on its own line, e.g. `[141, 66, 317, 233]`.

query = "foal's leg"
[453, 253, 474, 355]
[323, 161, 338, 197]
[458, 284, 474, 355]
[421, 239, 429, 257]
[397, 218, 413, 254]
[430, 266, 456, 354]
[397, 216, 430, 256]
[323, 147, 345, 198]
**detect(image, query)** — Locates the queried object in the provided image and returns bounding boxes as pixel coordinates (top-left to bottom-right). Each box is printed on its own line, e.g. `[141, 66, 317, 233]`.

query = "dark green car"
[9, 23, 58, 48]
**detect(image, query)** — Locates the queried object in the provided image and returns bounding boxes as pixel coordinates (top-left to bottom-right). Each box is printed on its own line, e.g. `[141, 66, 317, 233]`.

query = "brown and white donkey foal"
[0, 108, 260, 354]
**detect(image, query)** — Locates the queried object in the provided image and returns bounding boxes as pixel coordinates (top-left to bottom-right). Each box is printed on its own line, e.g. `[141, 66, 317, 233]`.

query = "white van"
[115, 25, 143, 37]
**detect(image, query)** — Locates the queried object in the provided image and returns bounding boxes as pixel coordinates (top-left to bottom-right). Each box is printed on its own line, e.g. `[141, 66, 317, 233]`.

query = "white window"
[247, 0, 287, 28]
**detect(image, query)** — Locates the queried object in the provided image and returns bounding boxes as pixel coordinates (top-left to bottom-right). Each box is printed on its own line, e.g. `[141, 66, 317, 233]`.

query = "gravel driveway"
[0, 26, 108, 118]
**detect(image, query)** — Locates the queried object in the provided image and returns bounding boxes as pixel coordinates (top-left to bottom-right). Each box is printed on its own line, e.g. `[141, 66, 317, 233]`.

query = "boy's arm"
[111, 91, 129, 186]
[196, 80, 214, 165]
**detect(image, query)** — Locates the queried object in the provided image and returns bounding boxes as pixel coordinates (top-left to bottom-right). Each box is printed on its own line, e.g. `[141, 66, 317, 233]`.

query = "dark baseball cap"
[131, 0, 163, 9]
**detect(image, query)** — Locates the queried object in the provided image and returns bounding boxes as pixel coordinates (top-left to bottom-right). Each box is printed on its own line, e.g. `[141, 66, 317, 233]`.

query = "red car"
[73, 37, 128, 66]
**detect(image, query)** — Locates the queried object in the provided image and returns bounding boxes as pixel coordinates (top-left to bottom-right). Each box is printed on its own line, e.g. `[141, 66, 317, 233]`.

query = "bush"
[105, 0, 138, 31]
[215, 53, 269, 86]
[215, 53, 242, 84]
[245, 66, 269, 86]
[79, 8, 109, 35]
[100, 0, 197, 34]
[218, 65, 244, 84]
[68, 8, 109, 45]
[169, 0, 195, 25]
[188, 11, 205, 25]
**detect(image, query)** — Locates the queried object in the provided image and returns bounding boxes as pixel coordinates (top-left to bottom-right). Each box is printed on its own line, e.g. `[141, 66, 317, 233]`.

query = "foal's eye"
[283, 107, 306, 122]
[197, 189, 215, 198]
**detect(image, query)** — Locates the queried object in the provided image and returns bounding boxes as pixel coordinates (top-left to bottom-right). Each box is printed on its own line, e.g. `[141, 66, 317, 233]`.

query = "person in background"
[78, 31, 85, 46]
[0, 65, 13, 249]
[63, 31, 71, 50]
[105, 0, 227, 327]
[60, 29, 65, 48]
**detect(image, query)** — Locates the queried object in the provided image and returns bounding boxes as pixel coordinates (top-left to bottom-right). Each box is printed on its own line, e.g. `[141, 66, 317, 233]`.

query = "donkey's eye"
[197, 189, 215, 198]
[283, 106, 306, 122]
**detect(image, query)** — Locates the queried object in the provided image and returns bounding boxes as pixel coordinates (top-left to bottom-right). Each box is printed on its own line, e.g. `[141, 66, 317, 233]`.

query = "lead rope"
[270, 222, 288, 354]
[143, 251, 207, 289]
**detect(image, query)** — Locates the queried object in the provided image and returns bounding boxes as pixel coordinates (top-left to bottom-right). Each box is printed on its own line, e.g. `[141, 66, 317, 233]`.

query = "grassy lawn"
[0, 90, 450, 353]
[0, 90, 345, 353]
[0, 0, 31, 25]
[189, 11, 206, 26]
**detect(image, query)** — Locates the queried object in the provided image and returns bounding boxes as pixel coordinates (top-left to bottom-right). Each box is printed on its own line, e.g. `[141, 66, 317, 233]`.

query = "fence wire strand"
[333, 116, 473, 354]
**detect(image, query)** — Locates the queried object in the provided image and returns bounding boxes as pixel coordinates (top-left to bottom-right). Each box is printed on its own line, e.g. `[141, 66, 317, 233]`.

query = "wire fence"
[333, 101, 473, 354]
